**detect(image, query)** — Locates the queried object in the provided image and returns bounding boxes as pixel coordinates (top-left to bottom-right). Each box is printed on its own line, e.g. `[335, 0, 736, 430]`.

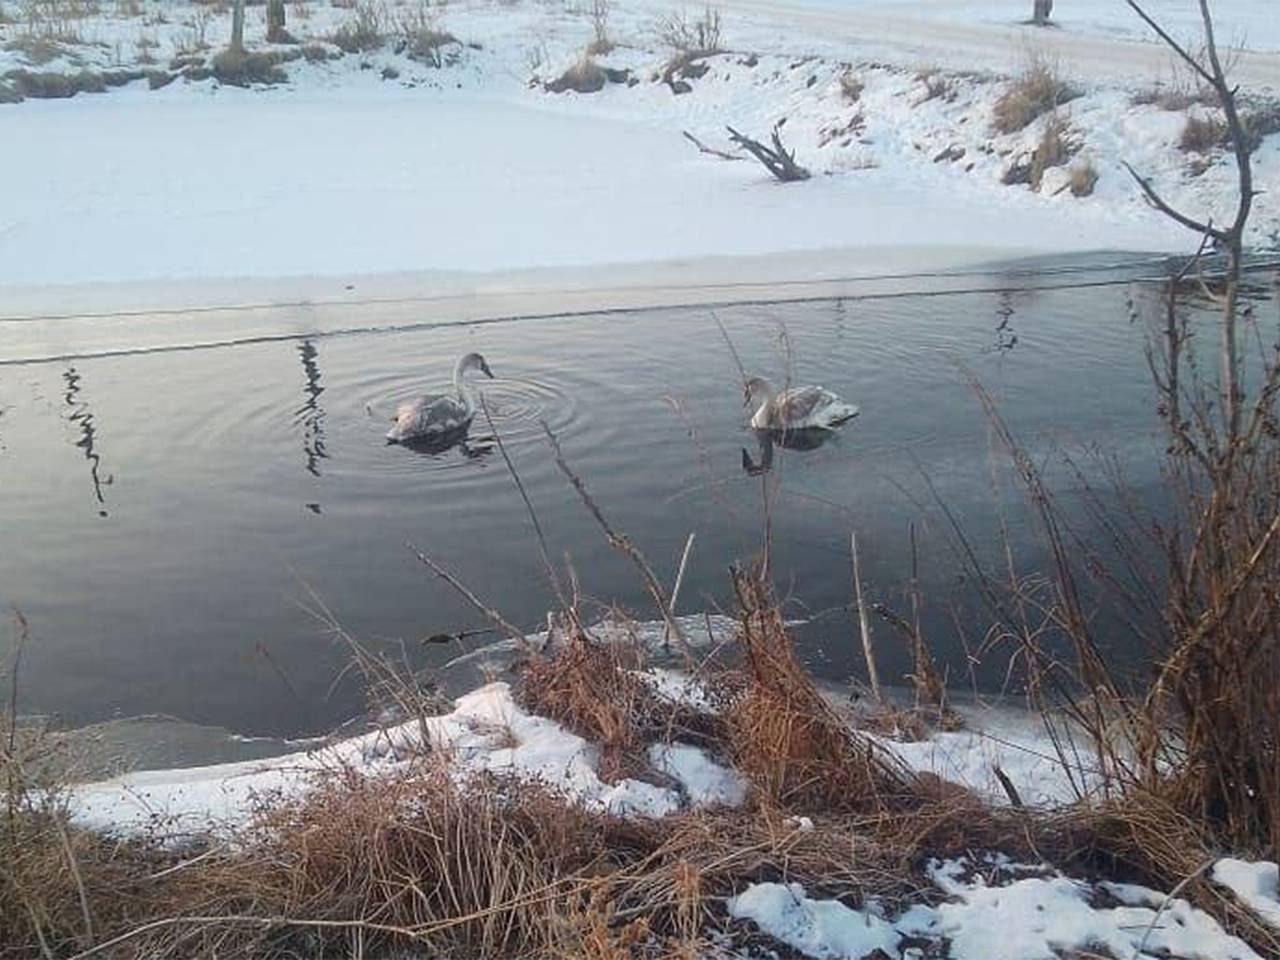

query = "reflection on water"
[296, 339, 328, 479]
[741, 426, 836, 476]
[397, 429, 494, 459]
[62, 365, 112, 518]
[991, 290, 1018, 354]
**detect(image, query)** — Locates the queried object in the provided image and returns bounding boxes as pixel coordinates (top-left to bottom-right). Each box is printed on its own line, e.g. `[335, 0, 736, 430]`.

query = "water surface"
[3, 254, 1271, 737]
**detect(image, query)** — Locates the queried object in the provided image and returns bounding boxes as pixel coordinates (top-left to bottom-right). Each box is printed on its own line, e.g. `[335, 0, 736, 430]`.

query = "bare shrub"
[393, 2, 457, 66]
[330, 0, 384, 53]
[1068, 159, 1098, 196]
[1177, 112, 1226, 152]
[656, 4, 721, 54]
[993, 55, 1079, 133]
[586, 0, 612, 56]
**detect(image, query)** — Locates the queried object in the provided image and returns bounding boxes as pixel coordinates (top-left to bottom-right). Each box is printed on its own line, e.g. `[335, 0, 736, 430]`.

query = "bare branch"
[682, 130, 743, 162]
[1124, 0, 1216, 87]
[1123, 162, 1223, 240]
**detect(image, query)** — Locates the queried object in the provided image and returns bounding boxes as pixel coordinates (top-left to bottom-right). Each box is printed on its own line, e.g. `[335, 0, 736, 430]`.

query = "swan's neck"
[752, 383, 776, 415]
[453, 360, 476, 412]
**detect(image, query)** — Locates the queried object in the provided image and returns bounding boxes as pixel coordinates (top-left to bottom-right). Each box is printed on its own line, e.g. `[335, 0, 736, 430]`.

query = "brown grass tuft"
[546, 54, 607, 94]
[1029, 113, 1077, 190]
[1069, 159, 1098, 196]
[993, 57, 1079, 134]
[722, 568, 913, 813]
[1178, 112, 1227, 152]
[517, 624, 723, 782]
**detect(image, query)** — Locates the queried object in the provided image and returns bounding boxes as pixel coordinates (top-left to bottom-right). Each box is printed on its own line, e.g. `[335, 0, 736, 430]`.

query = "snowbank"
[71, 681, 744, 834]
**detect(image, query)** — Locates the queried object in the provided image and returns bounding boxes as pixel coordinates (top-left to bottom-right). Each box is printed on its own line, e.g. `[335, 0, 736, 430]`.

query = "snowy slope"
[0, 0, 1277, 292]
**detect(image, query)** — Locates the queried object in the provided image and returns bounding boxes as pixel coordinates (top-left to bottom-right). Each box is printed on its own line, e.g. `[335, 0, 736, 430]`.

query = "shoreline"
[0, 244, 1177, 363]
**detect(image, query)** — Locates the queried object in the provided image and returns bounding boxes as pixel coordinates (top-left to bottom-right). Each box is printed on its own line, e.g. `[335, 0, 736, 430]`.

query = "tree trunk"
[266, 0, 289, 44]
[230, 0, 246, 52]
[1032, 0, 1053, 26]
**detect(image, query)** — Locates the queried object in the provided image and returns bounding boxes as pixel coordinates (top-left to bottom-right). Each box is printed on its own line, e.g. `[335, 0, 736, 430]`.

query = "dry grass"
[722, 569, 912, 813]
[912, 67, 951, 104]
[1178, 112, 1227, 152]
[1029, 112, 1077, 190]
[838, 69, 862, 102]
[1068, 159, 1098, 196]
[330, 0, 384, 53]
[546, 54, 607, 94]
[993, 56, 1079, 134]
[1131, 82, 1216, 111]
[393, 0, 457, 67]
[518, 624, 723, 783]
[211, 47, 288, 85]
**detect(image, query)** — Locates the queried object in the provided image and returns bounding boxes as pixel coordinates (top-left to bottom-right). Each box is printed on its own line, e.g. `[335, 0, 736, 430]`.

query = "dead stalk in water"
[850, 532, 882, 704]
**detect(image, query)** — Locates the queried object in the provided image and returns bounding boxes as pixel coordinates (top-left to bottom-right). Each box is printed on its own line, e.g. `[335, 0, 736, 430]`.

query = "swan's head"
[459, 352, 495, 379]
[743, 376, 774, 407]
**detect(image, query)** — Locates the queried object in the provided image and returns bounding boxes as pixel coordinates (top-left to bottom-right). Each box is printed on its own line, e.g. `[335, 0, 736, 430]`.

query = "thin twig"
[850, 532, 882, 704]
[540, 422, 691, 655]
[409, 546, 532, 654]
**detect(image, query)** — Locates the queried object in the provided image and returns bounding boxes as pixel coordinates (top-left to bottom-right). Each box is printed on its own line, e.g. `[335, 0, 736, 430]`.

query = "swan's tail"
[824, 402, 860, 427]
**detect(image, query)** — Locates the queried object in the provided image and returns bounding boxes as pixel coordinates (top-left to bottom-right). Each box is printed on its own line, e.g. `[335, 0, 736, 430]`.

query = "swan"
[386, 352, 495, 443]
[744, 376, 859, 431]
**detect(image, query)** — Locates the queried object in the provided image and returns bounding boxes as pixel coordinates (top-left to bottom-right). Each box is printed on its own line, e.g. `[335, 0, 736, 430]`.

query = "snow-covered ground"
[67, 669, 1280, 960]
[1, 0, 1277, 298]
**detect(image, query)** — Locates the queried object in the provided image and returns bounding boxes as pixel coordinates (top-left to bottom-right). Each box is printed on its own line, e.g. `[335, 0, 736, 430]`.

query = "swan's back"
[753, 385, 859, 430]
[386, 394, 472, 442]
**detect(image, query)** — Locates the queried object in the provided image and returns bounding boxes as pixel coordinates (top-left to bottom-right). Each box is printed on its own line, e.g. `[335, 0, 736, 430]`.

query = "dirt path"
[719, 0, 1280, 89]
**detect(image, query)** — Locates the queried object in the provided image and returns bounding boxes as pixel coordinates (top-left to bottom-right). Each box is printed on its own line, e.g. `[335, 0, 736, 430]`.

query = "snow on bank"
[729, 856, 1266, 960]
[3, 0, 1278, 293]
[71, 658, 1088, 835]
[1214, 858, 1280, 933]
[71, 681, 744, 834]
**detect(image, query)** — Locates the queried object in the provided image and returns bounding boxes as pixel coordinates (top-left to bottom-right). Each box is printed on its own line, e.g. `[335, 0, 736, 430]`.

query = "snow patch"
[730, 857, 1264, 960]
[1213, 858, 1280, 933]
[70, 681, 741, 833]
[727, 882, 901, 960]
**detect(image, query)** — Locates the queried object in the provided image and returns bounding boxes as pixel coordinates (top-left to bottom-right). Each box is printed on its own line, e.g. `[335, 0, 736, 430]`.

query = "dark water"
[2, 256, 1274, 738]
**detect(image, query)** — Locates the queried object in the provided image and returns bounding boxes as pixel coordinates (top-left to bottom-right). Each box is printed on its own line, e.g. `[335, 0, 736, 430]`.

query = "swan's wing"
[775, 386, 836, 424]
[387, 394, 472, 441]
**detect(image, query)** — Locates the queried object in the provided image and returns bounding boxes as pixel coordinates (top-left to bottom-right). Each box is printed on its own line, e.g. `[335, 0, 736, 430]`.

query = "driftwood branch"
[726, 123, 810, 182]
[682, 129, 743, 161]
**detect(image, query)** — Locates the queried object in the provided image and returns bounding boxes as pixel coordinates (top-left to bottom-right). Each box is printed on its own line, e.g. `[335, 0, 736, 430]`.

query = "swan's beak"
[481, 360, 495, 378]
[742, 387, 752, 408]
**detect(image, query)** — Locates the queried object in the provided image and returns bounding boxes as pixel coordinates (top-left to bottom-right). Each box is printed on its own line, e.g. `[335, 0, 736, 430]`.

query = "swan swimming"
[743, 376, 859, 431]
[386, 352, 495, 443]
